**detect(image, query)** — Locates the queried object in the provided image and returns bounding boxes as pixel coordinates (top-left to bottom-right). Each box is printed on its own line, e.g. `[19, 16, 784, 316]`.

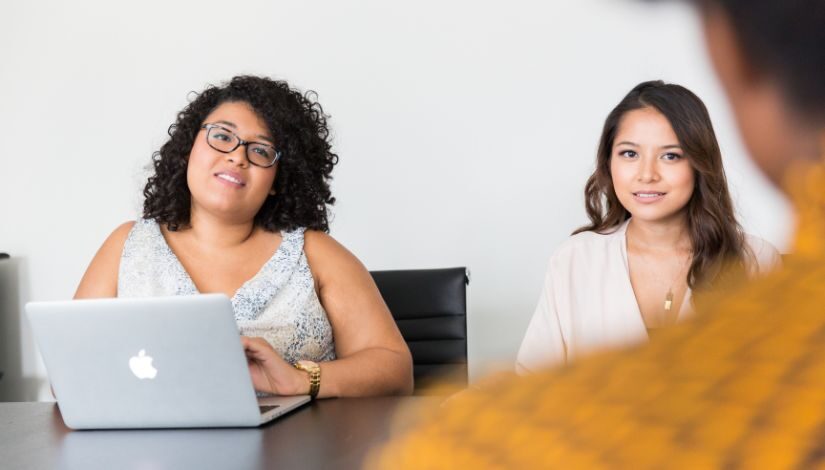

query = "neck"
[626, 214, 692, 253]
[185, 206, 257, 248]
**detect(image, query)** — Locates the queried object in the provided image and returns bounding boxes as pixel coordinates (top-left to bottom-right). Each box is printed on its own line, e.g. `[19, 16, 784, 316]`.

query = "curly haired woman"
[75, 75, 413, 398]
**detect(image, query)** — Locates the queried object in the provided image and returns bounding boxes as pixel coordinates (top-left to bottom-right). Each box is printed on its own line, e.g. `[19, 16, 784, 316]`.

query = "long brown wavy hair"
[574, 80, 747, 292]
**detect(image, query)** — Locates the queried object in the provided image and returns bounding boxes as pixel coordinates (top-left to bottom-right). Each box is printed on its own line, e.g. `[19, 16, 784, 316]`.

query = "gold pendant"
[664, 291, 673, 311]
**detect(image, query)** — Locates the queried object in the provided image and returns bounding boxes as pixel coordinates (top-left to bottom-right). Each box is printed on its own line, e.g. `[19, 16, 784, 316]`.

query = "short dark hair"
[575, 80, 746, 292]
[690, 0, 825, 122]
[143, 75, 338, 232]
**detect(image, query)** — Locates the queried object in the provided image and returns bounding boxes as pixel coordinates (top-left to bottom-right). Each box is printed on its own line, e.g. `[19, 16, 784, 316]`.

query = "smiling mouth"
[215, 173, 245, 187]
[633, 192, 665, 198]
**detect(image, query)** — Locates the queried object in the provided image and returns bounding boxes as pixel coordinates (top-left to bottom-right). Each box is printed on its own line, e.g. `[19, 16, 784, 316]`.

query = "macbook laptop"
[26, 294, 310, 429]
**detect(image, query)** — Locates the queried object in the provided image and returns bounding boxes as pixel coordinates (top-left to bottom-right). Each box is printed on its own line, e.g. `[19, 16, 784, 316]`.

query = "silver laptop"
[26, 294, 310, 429]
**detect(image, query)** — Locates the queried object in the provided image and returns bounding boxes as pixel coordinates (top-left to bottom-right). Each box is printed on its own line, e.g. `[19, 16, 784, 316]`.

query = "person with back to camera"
[516, 80, 781, 372]
[74, 75, 413, 398]
[371, 0, 825, 467]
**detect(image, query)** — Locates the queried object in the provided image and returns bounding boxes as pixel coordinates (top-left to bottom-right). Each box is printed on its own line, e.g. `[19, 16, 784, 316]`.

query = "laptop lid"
[26, 294, 307, 429]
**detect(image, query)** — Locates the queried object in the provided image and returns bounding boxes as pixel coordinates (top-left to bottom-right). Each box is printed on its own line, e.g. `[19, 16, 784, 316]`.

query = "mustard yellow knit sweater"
[372, 163, 825, 469]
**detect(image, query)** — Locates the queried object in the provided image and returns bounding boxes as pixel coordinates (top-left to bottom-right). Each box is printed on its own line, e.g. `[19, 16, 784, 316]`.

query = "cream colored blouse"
[515, 220, 782, 373]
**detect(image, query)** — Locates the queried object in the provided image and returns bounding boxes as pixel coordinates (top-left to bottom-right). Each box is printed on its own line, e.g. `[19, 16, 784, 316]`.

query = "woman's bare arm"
[74, 221, 135, 299]
[303, 230, 414, 397]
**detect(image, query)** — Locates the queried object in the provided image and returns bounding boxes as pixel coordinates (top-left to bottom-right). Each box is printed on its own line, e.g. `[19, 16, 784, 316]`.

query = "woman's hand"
[240, 336, 310, 396]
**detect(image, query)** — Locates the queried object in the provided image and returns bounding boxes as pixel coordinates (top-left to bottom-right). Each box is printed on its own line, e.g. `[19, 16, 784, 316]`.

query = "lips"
[631, 191, 666, 203]
[214, 171, 246, 187]
[632, 191, 665, 198]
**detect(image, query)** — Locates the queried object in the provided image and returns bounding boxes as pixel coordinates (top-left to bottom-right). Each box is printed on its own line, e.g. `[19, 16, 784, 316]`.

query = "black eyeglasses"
[201, 124, 281, 168]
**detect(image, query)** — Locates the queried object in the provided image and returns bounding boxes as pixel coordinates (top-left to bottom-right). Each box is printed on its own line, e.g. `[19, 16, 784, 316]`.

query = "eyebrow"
[615, 141, 682, 150]
[214, 120, 275, 144]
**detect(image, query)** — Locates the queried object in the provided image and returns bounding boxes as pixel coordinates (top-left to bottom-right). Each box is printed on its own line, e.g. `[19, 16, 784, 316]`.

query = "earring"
[269, 189, 276, 196]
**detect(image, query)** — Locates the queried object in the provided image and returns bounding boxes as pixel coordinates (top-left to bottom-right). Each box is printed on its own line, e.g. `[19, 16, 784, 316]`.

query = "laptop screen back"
[27, 294, 263, 429]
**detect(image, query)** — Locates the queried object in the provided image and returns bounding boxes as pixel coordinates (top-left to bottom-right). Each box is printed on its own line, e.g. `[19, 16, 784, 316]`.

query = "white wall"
[0, 0, 792, 398]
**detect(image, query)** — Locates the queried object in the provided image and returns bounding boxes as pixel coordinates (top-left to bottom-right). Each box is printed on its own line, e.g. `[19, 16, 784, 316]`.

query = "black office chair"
[370, 267, 469, 394]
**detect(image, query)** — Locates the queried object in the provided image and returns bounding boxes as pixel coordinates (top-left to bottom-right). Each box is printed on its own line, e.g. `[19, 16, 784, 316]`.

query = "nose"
[224, 144, 249, 168]
[636, 154, 659, 183]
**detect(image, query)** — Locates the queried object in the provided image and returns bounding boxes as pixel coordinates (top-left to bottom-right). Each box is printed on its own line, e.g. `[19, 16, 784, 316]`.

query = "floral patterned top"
[117, 219, 335, 364]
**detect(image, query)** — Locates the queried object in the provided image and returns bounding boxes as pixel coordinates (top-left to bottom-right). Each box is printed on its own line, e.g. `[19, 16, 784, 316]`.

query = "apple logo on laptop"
[129, 349, 158, 379]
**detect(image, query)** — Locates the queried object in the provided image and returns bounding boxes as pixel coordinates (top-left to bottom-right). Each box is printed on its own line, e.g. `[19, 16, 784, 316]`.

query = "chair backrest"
[370, 267, 469, 394]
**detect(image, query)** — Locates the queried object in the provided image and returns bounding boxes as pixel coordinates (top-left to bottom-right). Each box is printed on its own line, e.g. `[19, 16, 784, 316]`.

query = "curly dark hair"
[143, 75, 338, 232]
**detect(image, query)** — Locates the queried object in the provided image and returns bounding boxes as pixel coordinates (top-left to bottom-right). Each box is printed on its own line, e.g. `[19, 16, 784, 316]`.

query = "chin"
[200, 201, 250, 221]
[627, 207, 685, 224]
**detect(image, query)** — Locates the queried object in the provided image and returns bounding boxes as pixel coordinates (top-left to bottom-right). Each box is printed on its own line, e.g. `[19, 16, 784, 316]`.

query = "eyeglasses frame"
[200, 123, 282, 168]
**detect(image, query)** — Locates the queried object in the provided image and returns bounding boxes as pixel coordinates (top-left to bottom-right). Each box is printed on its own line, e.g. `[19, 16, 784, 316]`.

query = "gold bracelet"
[293, 360, 321, 398]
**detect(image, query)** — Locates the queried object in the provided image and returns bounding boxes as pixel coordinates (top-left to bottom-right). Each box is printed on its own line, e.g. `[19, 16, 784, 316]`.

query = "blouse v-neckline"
[616, 219, 692, 336]
[154, 223, 303, 311]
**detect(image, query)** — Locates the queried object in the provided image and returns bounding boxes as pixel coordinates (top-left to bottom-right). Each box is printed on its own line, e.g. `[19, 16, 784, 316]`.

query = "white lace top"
[118, 219, 336, 364]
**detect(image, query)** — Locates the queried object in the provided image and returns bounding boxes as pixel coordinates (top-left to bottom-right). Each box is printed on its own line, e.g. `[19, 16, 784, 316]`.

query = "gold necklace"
[663, 255, 690, 320]
[627, 227, 692, 324]
[664, 290, 675, 312]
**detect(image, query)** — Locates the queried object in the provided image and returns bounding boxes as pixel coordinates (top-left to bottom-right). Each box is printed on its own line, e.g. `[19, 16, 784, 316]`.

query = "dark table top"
[0, 397, 436, 470]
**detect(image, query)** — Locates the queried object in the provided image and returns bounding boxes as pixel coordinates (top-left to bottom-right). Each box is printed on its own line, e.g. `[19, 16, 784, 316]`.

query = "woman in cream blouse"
[516, 81, 781, 373]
